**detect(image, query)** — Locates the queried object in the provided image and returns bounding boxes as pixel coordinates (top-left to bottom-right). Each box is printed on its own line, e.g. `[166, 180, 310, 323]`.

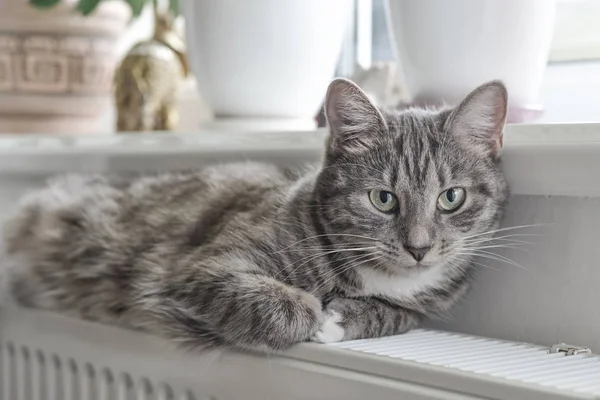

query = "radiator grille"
[0, 341, 203, 400]
[329, 329, 600, 397]
[3, 324, 600, 399]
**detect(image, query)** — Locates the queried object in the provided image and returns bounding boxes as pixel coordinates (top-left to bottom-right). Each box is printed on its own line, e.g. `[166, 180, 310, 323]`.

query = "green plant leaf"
[127, 0, 147, 17]
[29, 0, 61, 9]
[169, 0, 180, 16]
[75, 0, 102, 15]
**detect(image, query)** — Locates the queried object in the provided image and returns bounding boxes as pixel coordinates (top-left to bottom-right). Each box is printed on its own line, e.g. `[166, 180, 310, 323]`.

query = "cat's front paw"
[311, 310, 345, 343]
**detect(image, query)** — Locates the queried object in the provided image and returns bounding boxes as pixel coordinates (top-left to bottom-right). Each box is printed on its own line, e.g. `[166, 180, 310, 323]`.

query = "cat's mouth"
[380, 254, 437, 271]
[404, 261, 435, 271]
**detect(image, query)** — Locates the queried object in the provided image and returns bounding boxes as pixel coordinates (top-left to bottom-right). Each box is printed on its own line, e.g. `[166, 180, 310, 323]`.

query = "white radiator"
[1, 305, 599, 400]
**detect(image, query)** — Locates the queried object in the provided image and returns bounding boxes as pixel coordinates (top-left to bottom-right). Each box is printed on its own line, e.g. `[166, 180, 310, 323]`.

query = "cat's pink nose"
[404, 245, 431, 262]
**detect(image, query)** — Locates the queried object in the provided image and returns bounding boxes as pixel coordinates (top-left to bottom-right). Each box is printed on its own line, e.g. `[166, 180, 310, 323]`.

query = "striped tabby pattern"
[3, 79, 509, 352]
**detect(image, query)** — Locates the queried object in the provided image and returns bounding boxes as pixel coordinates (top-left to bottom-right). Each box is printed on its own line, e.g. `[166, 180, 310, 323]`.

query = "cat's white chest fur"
[356, 263, 448, 301]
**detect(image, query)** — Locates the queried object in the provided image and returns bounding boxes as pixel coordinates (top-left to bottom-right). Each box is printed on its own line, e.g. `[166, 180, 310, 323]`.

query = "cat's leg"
[312, 297, 422, 343]
[147, 267, 323, 352]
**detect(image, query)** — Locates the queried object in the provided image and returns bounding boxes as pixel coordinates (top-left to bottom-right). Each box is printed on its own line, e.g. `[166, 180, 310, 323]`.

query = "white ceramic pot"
[183, 0, 352, 128]
[387, 0, 556, 122]
[0, 0, 130, 134]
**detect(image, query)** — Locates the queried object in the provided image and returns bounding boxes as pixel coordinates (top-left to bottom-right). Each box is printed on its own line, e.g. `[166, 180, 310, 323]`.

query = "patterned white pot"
[0, 0, 130, 134]
[183, 0, 352, 130]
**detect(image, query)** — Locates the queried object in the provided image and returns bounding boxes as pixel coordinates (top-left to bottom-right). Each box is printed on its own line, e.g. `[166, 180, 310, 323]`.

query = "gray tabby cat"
[3, 78, 509, 352]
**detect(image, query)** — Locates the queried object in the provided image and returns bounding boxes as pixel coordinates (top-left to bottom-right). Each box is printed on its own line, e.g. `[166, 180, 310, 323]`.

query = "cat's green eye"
[437, 188, 466, 212]
[369, 190, 398, 213]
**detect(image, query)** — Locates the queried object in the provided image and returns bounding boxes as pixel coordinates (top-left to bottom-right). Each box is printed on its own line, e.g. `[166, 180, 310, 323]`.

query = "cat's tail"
[1, 182, 87, 311]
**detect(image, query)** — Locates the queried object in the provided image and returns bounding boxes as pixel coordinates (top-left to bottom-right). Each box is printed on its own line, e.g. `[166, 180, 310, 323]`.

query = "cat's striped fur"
[3, 79, 509, 352]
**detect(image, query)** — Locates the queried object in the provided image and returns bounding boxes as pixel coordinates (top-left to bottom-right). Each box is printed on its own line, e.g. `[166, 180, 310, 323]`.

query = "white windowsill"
[92, 60, 600, 133]
[0, 123, 599, 199]
[537, 61, 600, 123]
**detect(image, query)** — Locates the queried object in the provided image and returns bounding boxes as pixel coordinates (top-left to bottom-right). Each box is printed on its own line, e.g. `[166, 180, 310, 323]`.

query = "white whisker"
[463, 244, 530, 252]
[461, 224, 551, 242]
[272, 233, 379, 253]
[277, 246, 379, 281]
[309, 253, 384, 296]
[457, 251, 527, 270]
[453, 255, 502, 272]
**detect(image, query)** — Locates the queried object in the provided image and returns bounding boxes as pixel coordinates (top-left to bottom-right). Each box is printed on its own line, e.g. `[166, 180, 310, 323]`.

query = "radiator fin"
[330, 329, 600, 397]
[0, 342, 208, 400]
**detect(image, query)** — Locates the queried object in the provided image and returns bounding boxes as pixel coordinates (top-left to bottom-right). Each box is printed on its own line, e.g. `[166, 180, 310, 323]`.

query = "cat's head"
[315, 78, 509, 273]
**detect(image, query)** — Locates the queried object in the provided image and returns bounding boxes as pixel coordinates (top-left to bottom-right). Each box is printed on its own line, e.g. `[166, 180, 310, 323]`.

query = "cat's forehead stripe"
[383, 111, 445, 191]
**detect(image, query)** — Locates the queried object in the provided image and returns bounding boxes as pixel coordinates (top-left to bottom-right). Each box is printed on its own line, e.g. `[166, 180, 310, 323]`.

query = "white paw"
[311, 310, 345, 343]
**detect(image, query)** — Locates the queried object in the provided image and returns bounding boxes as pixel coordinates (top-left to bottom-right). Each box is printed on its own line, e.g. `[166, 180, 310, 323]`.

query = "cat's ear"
[325, 78, 387, 154]
[446, 80, 508, 158]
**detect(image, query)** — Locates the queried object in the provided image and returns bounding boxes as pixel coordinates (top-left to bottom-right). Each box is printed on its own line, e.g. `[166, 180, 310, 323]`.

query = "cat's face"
[315, 79, 509, 273]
